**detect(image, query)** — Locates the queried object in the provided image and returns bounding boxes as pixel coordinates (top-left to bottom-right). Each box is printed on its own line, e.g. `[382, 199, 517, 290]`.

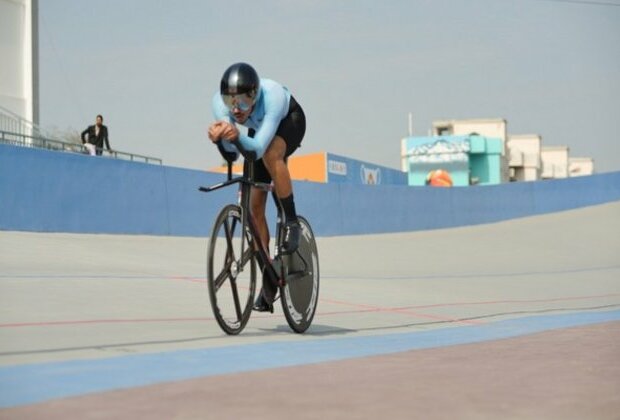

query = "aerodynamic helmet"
[219, 62, 260, 112]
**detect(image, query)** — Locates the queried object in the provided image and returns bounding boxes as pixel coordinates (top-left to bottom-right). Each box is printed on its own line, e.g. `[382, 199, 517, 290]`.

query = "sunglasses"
[222, 93, 255, 112]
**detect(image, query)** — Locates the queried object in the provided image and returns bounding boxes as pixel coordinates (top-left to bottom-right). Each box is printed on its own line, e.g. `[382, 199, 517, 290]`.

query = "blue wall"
[1, 144, 619, 237]
[325, 153, 408, 186]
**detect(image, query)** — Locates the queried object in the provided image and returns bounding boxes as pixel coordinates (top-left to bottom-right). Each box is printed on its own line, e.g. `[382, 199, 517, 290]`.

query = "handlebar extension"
[232, 139, 257, 161]
[216, 139, 257, 162]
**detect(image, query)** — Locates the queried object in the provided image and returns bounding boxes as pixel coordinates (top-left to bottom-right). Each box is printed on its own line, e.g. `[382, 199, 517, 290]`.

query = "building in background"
[432, 119, 507, 148]
[507, 134, 542, 182]
[541, 146, 570, 179]
[0, 0, 39, 134]
[401, 135, 503, 186]
[568, 157, 594, 177]
[431, 118, 510, 182]
[403, 127, 595, 185]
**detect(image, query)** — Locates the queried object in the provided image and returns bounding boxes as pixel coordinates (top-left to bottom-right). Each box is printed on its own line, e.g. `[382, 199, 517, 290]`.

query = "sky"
[38, 0, 620, 173]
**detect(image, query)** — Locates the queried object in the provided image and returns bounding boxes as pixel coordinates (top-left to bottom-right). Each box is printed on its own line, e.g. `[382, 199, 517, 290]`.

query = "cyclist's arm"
[211, 94, 239, 157]
[235, 84, 288, 159]
[235, 115, 281, 159]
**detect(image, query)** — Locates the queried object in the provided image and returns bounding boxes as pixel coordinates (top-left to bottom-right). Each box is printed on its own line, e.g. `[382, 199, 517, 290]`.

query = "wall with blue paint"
[325, 153, 408, 186]
[1, 144, 619, 237]
[0, 144, 228, 236]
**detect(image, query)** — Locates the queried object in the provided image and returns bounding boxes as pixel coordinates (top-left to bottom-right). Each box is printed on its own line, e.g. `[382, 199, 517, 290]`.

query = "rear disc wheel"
[280, 216, 319, 333]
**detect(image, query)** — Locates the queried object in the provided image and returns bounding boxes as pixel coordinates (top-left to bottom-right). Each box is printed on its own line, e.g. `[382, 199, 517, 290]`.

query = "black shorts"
[246, 96, 306, 184]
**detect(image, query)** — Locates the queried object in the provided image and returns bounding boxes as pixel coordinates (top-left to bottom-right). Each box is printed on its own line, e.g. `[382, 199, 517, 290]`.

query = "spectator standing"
[81, 115, 111, 156]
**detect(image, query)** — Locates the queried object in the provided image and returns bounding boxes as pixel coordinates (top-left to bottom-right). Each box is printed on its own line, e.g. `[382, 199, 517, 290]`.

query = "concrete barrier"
[1, 144, 619, 236]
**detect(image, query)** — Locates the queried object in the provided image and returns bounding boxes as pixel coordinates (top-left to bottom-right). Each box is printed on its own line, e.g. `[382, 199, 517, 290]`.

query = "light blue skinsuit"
[212, 78, 291, 159]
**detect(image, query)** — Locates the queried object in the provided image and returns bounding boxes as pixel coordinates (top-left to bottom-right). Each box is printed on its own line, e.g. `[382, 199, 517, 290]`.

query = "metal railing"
[0, 105, 45, 139]
[0, 130, 163, 165]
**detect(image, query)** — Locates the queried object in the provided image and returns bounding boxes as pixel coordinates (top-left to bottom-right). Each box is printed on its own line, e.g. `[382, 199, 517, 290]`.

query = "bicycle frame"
[199, 160, 285, 289]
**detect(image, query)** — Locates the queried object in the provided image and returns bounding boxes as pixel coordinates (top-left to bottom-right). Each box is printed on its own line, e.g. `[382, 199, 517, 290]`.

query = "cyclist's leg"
[244, 156, 271, 256]
[262, 137, 302, 254]
[262, 136, 293, 198]
[263, 97, 305, 202]
[250, 186, 269, 256]
[250, 161, 277, 311]
[262, 98, 305, 252]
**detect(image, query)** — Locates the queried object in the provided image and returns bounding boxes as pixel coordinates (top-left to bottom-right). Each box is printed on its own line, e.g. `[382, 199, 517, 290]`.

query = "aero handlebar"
[216, 138, 257, 162]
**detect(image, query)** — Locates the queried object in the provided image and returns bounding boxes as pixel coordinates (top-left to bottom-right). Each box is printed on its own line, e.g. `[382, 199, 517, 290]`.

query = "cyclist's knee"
[263, 137, 286, 167]
[263, 155, 288, 180]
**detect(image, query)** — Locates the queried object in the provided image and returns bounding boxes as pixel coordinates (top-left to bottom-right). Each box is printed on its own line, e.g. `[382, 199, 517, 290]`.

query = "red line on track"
[2, 293, 616, 330]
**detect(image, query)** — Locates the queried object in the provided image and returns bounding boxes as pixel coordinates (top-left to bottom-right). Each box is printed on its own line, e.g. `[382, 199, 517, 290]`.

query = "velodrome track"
[0, 202, 619, 419]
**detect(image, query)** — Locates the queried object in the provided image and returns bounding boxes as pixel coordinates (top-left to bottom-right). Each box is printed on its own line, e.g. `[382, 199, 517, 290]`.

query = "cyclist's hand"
[208, 121, 227, 143]
[220, 122, 239, 141]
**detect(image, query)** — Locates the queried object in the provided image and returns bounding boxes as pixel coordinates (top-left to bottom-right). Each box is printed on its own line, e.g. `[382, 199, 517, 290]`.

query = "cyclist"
[207, 62, 306, 312]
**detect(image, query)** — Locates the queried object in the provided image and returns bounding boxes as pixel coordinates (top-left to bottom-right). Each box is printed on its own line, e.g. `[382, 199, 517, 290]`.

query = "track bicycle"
[199, 140, 319, 335]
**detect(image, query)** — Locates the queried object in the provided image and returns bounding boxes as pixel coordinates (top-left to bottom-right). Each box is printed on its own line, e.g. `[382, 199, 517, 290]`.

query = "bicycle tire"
[207, 204, 257, 335]
[279, 216, 320, 333]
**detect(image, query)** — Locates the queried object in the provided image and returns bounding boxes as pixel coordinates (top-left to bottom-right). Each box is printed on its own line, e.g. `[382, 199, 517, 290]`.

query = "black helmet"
[220, 62, 260, 111]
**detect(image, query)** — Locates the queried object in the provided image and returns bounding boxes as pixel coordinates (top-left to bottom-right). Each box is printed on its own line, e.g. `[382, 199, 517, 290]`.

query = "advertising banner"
[326, 153, 407, 186]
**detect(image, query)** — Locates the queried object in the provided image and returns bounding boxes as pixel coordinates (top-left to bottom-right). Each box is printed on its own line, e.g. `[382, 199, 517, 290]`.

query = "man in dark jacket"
[81, 115, 111, 156]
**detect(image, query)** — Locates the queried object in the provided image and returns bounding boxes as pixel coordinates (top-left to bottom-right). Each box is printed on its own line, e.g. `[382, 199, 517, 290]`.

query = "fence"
[0, 105, 42, 140]
[0, 130, 162, 165]
[0, 105, 162, 165]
